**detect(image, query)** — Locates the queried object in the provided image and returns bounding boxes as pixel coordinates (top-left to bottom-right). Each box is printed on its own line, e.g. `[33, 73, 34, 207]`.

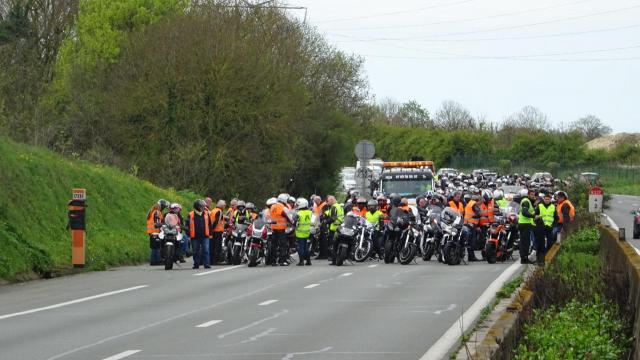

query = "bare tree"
[502, 105, 550, 131]
[569, 115, 612, 140]
[434, 100, 476, 130]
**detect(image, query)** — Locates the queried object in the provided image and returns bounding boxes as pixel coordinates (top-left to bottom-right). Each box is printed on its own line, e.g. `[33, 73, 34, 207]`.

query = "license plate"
[234, 242, 241, 246]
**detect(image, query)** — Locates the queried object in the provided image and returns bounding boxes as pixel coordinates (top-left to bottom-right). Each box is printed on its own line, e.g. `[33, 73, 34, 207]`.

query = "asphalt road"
[605, 194, 640, 248]
[0, 256, 518, 360]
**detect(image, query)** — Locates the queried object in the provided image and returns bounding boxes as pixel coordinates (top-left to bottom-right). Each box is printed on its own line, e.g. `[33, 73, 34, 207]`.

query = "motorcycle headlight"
[451, 229, 457, 236]
[158, 232, 165, 240]
[340, 228, 355, 236]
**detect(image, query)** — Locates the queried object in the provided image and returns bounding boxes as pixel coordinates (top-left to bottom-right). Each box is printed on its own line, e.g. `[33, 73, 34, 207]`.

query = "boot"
[305, 259, 312, 266]
[297, 260, 304, 266]
[467, 250, 478, 262]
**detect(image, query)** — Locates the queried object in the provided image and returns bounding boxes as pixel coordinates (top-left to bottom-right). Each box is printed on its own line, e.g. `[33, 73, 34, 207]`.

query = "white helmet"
[170, 203, 182, 212]
[266, 197, 277, 207]
[519, 188, 529, 197]
[296, 198, 309, 209]
[277, 193, 288, 203]
[493, 190, 504, 200]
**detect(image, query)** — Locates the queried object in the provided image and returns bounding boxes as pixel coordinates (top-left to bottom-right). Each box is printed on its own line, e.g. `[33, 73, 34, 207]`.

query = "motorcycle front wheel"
[353, 240, 373, 262]
[422, 242, 435, 261]
[443, 242, 460, 266]
[485, 242, 497, 264]
[164, 245, 174, 270]
[336, 245, 348, 266]
[398, 243, 417, 265]
[384, 239, 395, 264]
[248, 247, 260, 267]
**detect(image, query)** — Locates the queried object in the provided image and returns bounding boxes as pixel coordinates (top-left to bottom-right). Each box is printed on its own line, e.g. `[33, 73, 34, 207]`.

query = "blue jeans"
[191, 237, 210, 267]
[149, 235, 161, 264]
[297, 238, 309, 261]
[181, 234, 190, 255]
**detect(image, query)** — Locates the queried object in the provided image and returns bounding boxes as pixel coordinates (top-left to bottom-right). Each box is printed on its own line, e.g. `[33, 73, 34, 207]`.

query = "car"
[437, 168, 459, 177]
[632, 209, 640, 239]
[579, 172, 601, 186]
[472, 169, 492, 178]
[532, 172, 553, 183]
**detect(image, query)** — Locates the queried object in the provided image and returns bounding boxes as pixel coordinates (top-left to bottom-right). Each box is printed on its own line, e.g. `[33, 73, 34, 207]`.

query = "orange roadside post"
[68, 189, 87, 268]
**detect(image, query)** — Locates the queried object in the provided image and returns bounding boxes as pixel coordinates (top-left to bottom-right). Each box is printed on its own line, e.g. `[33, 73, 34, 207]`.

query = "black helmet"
[194, 199, 206, 212]
[389, 193, 401, 207]
[158, 199, 170, 210]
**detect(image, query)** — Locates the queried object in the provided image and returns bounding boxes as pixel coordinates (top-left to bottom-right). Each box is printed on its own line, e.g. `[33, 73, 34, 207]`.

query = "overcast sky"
[286, 0, 640, 133]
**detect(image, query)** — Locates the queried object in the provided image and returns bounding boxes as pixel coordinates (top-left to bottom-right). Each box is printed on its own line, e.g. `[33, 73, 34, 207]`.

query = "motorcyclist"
[314, 195, 330, 260]
[416, 196, 429, 222]
[553, 191, 575, 245]
[430, 195, 445, 212]
[463, 194, 482, 261]
[185, 199, 211, 269]
[494, 189, 508, 209]
[343, 190, 360, 213]
[246, 202, 259, 221]
[351, 197, 368, 217]
[535, 193, 555, 263]
[295, 198, 313, 266]
[324, 195, 344, 265]
[365, 199, 384, 259]
[269, 194, 294, 266]
[234, 201, 251, 226]
[518, 188, 537, 264]
[286, 196, 296, 211]
[448, 191, 465, 216]
[209, 200, 226, 265]
[169, 203, 187, 263]
[147, 199, 169, 265]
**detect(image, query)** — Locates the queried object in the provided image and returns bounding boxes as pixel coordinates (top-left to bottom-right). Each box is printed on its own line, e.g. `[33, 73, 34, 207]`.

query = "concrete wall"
[600, 226, 640, 360]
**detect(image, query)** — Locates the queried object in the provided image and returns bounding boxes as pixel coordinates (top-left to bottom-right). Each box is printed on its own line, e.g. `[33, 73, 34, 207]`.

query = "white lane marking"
[193, 265, 243, 276]
[282, 346, 333, 360]
[218, 310, 289, 339]
[304, 284, 320, 289]
[0, 285, 148, 321]
[618, 201, 624, 204]
[368, 264, 378, 268]
[45, 273, 311, 360]
[420, 261, 522, 360]
[102, 350, 141, 360]
[196, 320, 222, 328]
[434, 304, 458, 315]
[339, 272, 353, 277]
[258, 299, 279, 306]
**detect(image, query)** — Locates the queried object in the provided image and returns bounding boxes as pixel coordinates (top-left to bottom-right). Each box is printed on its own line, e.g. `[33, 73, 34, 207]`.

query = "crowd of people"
[145, 172, 576, 269]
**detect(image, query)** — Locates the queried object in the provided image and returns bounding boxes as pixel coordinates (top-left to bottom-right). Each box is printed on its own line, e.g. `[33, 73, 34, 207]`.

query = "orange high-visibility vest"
[464, 200, 479, 225]
[189, 211, 210, 238]
[146, 209, 163, 234]
[210, 207, 225, 233]
[270, 203, 287, 230]
[557, 200, 575, 224]
[351, 207, 367, 217]
[480, 200, 495, 226]
[314, 202, 326, 217]
[448, 200, 464, 216]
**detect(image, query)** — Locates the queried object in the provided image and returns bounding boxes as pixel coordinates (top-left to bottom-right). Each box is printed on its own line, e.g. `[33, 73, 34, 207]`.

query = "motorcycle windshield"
[164, 213, 179, 227]
[342, 214, 359, 228]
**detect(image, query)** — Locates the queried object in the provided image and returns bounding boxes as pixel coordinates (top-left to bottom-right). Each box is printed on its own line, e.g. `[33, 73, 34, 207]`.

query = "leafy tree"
[396, 100, 432, 128]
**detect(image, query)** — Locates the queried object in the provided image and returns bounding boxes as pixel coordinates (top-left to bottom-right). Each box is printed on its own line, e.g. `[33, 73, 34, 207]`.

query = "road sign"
[72, 188, 86, 200]
[354, 140, 375, 160]
[589, 186, 603, 213]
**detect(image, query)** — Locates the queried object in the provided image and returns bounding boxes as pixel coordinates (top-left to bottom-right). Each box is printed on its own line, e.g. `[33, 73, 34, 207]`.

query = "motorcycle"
[335, 212, 360, 266]
[247, 218, 269, 267]
[440, 208, 465, 266]
[229, 223, 249, 265]
[420, 210, 440, 262]
[383, 211, 415, 264]
[352, 217, 375, 262]
[158, 213, 184, 270]
[483, 216, 513, 263]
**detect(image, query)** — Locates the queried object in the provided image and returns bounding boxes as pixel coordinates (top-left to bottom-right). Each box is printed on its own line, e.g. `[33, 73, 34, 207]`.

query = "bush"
[515, 299, 630, 360]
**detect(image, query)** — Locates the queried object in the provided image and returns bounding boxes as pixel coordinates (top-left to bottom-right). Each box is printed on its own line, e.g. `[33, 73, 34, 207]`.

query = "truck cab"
[377, 161, 435, 199]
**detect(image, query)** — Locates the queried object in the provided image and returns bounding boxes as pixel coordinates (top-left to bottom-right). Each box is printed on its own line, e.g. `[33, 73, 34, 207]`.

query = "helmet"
[482, 189, 493, 201]
[493, 190, 504, 200]
[287, 196, 296, 203]
[194, 199, 206, 212]
[170, 203, 182, 212]
[519, 189, 529, 198]
[296, 198, 309, 209]
[389, 193, 401, 207]
[463, 193, 471, 202]
[246, 202, 255, 210]
[350, 190, 360, 198]
[377, 194, 387, 201]
[277, 193, 288, 203]
[356, 197, 367, 205]
[367, 199, 377, 207]
[266, 197, 277, 207]
[158, 199, 170, 210]
[237, 200, 246, 209]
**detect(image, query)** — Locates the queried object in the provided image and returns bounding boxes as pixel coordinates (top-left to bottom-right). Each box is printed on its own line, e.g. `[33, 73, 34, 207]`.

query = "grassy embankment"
[0, 137, 196, 281]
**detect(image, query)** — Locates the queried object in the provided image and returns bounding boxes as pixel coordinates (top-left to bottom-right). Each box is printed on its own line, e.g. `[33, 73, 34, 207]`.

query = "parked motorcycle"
[420, 210, 440, 261]
[159, 213, 184, 270]
[229, 223, 249, 265]
[247, 218, 269, 267]
[335, 212, 360, 266]
[439, 208, 465, 266]
[383, 210, 415, 264]
[353, 217, 375, 262]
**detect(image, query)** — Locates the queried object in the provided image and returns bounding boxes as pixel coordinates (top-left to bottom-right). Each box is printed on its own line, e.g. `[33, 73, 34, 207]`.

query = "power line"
[330, 23, 640, 43]
[361, 53, 640, 62]
[324, 0, 594, 32]
[315, 0, 476, 23]
[330, 3, 640, 42]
